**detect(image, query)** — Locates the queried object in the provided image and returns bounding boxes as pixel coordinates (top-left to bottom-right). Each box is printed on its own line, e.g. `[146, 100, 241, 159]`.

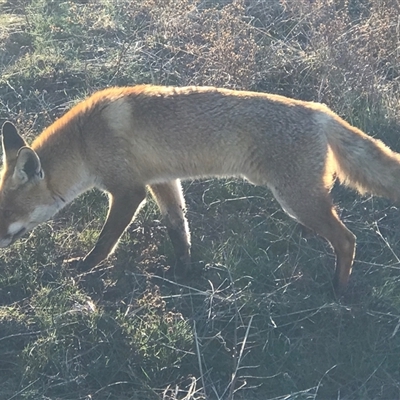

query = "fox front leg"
[77, 187, 146, 271]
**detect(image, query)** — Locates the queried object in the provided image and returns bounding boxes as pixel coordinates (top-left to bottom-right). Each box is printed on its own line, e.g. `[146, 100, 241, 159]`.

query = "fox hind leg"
[149, 180, 191, 274]
[270, 184, 356, 295]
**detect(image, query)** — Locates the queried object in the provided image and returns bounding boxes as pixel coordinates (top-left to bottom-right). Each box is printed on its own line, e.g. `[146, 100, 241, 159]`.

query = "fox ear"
[13, 147, 44, 185]
[1, 122, 28, 162]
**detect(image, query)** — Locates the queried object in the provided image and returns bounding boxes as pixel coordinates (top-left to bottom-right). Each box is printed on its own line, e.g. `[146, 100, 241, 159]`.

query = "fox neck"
[34, 144, 94, 213]
[48, 168, 94, 207]
[31, 116, 96, 212]
[45, 163, 95, 209]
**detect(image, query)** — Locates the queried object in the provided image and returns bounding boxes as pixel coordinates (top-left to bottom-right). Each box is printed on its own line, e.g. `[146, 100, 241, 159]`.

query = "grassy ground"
[0, 0, 400, 399]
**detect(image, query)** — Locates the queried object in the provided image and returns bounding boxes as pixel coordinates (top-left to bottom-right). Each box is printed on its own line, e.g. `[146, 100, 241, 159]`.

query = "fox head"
[0, 122, 56, 247]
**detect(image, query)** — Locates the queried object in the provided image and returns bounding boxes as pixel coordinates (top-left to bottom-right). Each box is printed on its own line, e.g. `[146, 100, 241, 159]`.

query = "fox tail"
[325, 113, 400, 201]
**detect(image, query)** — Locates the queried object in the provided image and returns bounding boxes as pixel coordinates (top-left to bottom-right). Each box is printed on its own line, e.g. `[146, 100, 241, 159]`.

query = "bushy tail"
[326, 114, 400, 201]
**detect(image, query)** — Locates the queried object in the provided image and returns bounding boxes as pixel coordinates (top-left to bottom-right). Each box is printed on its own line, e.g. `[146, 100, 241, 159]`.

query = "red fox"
[1, 85, 400, 294]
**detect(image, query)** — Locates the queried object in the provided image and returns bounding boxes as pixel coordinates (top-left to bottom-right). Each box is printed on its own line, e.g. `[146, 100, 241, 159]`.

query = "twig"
[193, 320, 208, 399]
[221, 269, 253, 400]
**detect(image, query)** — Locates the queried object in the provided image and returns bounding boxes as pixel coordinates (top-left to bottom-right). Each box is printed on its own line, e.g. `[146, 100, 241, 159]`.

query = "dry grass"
[0, 0, 400, 399]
